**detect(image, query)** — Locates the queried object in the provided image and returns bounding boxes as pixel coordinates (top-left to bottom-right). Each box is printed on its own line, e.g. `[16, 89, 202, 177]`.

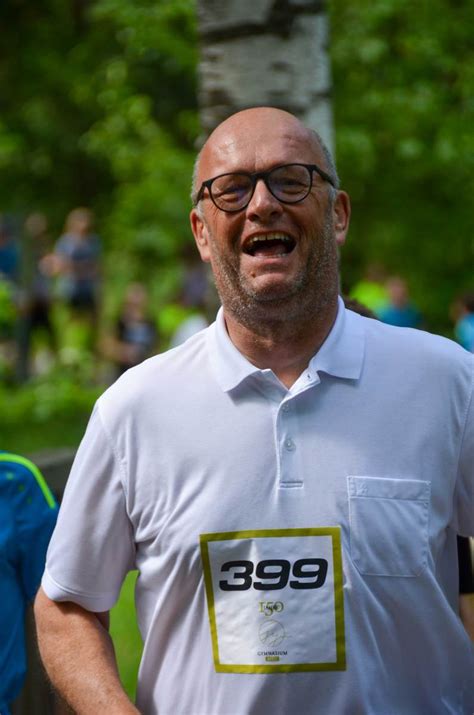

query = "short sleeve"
[42, 404, 136, 612]
[454, 356, 474, 536]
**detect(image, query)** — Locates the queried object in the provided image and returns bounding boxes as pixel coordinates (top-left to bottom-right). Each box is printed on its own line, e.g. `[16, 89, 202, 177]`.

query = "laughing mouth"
[242, 233, 296, 258]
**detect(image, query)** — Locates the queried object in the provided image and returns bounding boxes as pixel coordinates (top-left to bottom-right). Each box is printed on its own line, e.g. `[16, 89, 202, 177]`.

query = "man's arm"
[34, 587, 139, 714]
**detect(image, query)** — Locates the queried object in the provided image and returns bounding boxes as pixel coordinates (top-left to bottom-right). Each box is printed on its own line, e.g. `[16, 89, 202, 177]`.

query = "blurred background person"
[342, 296, 377, 320]
[167, 245, 211, 348]
[51, 207, 101, 356]
[102, 282, 158, 379]
[0, 217, 20, 381]
[0, 216, 20, 287]
[15, 213, 57, 381]
[169, 307, 208, 349]
[0, 452, 58, 715]
[378, 275, 423, 329]
[349, 262, 388, 316]
[452, 292, 474, 353]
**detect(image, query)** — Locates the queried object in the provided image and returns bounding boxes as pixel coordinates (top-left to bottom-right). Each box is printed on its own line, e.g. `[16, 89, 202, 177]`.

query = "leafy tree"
[0, 0, 199, 306]
[330, 0, 474, 331]
[1, 0, 472, 335]
[83, 0, 199, 304]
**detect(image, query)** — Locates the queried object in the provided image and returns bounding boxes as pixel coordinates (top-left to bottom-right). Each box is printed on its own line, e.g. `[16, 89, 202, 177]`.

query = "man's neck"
[223, 300, 339, 389]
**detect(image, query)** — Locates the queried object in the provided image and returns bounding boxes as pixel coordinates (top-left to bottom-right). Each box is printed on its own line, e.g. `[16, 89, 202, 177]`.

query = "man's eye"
[280, 178, 305, 187]
[221, 185, 246, 196]
[274, 178, 306, 193]
[214, 181, 249, 201]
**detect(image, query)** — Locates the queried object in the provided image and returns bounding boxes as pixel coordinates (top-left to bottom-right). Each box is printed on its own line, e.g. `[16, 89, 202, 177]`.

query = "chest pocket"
[348, 476, 431, 577]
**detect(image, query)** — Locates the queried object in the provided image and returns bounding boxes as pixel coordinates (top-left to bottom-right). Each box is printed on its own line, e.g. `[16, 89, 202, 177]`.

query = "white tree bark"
[196, 0, 334, 152]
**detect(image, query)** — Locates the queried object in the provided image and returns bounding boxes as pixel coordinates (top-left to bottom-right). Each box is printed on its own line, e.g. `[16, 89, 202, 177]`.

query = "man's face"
[190, 109, 350, 329]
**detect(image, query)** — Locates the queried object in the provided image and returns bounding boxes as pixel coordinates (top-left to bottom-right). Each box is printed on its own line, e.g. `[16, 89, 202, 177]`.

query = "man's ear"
[333, 191, 351, 247]
[190, 208, 211, 263]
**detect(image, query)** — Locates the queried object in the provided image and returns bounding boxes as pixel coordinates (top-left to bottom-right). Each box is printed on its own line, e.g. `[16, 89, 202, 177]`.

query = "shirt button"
[285, 438, 296, 451]
[282, 403, 291, 413]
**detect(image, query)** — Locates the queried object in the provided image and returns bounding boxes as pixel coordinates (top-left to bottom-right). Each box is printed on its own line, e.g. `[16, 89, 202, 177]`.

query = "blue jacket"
[0, 453, 58, 711]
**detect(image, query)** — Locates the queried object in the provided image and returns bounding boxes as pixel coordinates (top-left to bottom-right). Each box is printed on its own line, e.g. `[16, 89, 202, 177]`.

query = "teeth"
[243, 233, 296, 257]
[248, 233, 292, 245]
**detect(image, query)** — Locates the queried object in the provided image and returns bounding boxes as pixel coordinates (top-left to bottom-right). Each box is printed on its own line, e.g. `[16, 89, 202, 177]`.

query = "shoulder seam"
[95, 401, 136, 561]
[96, 400, 131, 505]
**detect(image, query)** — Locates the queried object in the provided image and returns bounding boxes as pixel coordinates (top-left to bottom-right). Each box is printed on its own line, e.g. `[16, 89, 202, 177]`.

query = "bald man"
[35, 108, 473, 714]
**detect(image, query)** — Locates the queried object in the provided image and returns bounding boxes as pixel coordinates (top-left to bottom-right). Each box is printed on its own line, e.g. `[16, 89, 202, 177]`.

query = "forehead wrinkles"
[201, 127, 321, 179]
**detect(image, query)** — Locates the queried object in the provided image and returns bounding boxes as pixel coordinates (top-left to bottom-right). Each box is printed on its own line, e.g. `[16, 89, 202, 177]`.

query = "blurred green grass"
[110, 570, 143, 700]
[3, 414, 90, 455]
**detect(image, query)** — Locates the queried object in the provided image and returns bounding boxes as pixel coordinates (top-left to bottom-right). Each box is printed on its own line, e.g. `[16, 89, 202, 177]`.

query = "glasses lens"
[211, 173, 253, 211]
[268, 165, 311, 203]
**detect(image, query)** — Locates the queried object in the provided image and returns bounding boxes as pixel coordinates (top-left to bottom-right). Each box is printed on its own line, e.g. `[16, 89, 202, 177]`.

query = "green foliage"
[0, 1, 116, 226]
[1, 370, 99, 424]
[0, 369, 101, 453]
[1, 0, 472, 340]
[0, 281, 16, 332]
[88, 0, 198, 309]
[85, 0, 199, 283]
[0, 0, 198, 300]
[330, 0, 474, 331]
[110, 570, 143, 700]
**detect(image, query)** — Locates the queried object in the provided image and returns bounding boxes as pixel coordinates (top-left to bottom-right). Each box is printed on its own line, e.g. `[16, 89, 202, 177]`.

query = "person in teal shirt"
[0, 453, 58, 715]
[454, 293, 474, 353]
[378, 276, 423, 328]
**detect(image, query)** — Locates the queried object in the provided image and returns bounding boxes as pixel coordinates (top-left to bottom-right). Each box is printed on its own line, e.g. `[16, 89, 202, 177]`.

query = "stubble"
[206, 204, 340, 338]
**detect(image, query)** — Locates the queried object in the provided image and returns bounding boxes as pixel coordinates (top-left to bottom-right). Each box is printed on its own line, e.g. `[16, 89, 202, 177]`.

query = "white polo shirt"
[43, 299, 474, 715]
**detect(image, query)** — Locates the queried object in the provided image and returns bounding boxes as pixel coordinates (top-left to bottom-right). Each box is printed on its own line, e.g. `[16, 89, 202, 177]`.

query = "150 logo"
[219, 558, 328, 591]
[258, 600, 284, 616]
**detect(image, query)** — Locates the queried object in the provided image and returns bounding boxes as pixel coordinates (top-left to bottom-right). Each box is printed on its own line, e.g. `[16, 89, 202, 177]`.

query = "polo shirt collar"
[308, 296, 365, 381]
[208, 309, 262, 392]
[208, 296, 365, 392]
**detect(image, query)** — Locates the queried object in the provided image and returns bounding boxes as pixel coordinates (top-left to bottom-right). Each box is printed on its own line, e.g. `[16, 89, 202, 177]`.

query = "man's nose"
[246, 178, 283, 221]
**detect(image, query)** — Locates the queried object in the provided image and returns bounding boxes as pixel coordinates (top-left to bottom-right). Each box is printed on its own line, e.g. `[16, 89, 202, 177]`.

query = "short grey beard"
[208, 209, 340, 336]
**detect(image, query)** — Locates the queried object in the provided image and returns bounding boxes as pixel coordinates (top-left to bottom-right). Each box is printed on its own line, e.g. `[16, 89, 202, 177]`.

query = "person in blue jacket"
[0, 452, 58, 715]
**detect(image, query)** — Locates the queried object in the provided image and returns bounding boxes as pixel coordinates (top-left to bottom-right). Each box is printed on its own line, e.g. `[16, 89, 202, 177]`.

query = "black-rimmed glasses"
[194, 163, 335, 213]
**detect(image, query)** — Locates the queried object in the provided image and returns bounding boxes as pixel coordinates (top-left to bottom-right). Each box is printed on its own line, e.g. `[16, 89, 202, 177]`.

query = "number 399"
[219, 558, 328, 591]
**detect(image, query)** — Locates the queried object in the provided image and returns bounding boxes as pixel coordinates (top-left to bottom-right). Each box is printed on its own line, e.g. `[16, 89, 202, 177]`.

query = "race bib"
[200, 528, 345, 673]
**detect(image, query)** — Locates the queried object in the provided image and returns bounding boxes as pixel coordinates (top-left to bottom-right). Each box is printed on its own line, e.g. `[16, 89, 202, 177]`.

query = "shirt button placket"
[277, 399, 302, 487]
[284, 438, 296, 452]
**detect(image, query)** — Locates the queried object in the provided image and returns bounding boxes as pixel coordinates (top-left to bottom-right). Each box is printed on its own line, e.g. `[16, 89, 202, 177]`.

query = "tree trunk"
[196, 0, 333, 151]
